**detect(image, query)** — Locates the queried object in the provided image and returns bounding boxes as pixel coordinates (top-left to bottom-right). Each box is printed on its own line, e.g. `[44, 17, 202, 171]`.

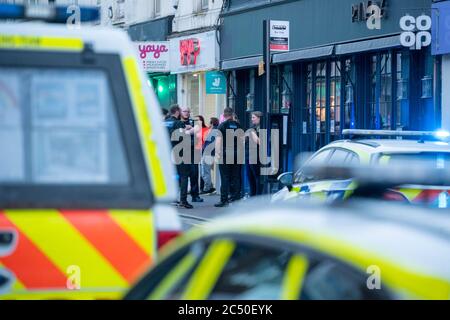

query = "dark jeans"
[177, 164, 191, 203]
[219, 164, 242, 203]
[247, 163, 262, 196]
[189, 163, 200, 198]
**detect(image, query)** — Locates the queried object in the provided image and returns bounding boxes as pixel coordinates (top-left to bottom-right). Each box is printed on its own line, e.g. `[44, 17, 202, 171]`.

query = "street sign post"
[269, 20, 290, 52]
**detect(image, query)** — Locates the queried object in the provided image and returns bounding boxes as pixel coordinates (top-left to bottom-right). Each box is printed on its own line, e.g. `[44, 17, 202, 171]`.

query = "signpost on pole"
[262, 20, 290, 194]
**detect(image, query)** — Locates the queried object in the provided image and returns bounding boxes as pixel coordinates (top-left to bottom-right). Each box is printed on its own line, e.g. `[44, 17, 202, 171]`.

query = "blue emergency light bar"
[0, 3, 99, 23]
[342, 129, 450, 141]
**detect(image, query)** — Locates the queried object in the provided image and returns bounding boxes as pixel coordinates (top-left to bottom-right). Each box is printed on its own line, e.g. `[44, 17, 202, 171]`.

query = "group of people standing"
[164, 104, 263, 209]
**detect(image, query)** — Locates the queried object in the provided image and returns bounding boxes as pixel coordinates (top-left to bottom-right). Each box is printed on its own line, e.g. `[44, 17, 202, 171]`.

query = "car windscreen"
[0, 67, 129, 185]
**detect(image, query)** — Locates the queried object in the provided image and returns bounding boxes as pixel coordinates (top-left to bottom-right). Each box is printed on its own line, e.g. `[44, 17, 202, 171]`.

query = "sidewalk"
[176, 192, 227, 220]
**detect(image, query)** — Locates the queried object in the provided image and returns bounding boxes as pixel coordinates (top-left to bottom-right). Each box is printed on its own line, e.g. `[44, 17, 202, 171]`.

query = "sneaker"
[191, 196, 204, 203]
[202, 188, 216, 195]
[179, 202, 193, 209]
[214, 201, 229, 208]
[171, 200, 180, 206]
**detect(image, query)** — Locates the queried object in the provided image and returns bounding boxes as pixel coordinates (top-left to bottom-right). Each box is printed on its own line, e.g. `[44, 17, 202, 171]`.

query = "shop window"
[154, 0, 161, 17]
[369, 55, 378, 129]
[246, 69, 256, 113]
[396, 52, 410, 130]
[343, 58, 356, 130]
[369, 52, 393, 130]
[281, 65, 293, 114]
[188, 74, 200, 116]
[201, 0, 209, 11]
[303, 64, 314, 135]
[270, 66, 281, 113]
[227, 71, 237, 110]
[380, 53, 392, 130]
[330, 61, 341, 138]
[315, 62, 326, 148]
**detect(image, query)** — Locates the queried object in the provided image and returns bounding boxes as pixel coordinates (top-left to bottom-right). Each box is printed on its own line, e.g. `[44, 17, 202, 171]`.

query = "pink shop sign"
[135, 41, 170, 73]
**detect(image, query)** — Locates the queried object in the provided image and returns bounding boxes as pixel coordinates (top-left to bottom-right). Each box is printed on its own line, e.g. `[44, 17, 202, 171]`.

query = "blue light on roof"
[0, 3, 99, 23]
[435, 130, 450, 139]
[54, 6, 99, 23]
[0, 4, 25, 20]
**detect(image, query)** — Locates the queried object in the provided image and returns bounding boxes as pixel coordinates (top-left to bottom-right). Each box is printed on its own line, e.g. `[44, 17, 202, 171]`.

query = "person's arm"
[215, 135, 222, 161]
[250, 130, 260, 145]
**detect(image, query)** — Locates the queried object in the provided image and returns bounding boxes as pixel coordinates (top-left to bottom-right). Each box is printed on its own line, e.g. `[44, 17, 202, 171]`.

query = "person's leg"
[219, 164, 229, 203]
[179, 164, 190, 204]
[201, 156, 213, 191]
[250, 164, 261, 196]
[230, 164, 242, 201]
[200, 177, 204, 193]
[247, 163, 257, 196]
[190, 163, 200, 198]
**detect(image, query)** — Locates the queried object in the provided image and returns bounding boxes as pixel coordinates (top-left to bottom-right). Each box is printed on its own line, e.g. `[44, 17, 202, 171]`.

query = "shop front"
[135, 41, 177, 110]
[169, 30, 225, 121]
[220, 0, 440, 167]
[129, 16, 177, 110]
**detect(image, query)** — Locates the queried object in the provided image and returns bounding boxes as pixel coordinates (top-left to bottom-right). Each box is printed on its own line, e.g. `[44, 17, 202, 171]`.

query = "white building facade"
[97, 0, 225, 120]
[170, 0, 225, 120]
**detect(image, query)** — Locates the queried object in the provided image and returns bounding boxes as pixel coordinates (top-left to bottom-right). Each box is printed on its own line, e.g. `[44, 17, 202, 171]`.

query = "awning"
[335, 35, 401, 55]
[221, 55, 262, 71]
[272, 45, 334, 64]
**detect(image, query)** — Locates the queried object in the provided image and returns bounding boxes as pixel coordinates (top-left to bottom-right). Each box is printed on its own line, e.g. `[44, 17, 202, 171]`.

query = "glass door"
[315, 62, 327, 149]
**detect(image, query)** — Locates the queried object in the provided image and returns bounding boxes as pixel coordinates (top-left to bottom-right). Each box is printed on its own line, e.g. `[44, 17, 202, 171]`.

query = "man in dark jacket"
[214, 108, 244, 207]
[164, 105, 193, 209]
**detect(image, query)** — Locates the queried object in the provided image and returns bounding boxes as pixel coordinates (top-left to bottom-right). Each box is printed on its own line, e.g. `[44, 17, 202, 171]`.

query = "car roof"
[187, 200, 450, 282]
[0, 22, 134, 56]
[329, 139, 450, 155]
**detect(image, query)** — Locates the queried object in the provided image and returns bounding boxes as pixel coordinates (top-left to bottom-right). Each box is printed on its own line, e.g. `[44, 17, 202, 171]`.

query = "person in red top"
[194, 115, 210, 194]
[194, 115, 209, 150]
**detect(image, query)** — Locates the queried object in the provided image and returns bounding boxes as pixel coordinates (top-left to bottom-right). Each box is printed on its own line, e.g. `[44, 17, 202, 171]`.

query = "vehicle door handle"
[0, 229, 17, 257]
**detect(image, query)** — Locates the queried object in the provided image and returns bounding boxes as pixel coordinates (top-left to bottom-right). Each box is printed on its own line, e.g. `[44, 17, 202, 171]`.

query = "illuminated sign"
[180, 38, 200, 66]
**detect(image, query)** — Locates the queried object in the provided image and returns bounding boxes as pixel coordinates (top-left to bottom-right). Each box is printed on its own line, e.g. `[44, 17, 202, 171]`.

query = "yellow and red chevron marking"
[0, 209, 154, 298]
[398, 188, 444, 205]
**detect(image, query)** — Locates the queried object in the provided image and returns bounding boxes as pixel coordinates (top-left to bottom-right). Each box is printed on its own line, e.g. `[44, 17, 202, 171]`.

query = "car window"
[328, 149, 350, 166]
[207, 242, 291, 300]
[126, 240, 210, 300]
[294, 149, 333, 183]
[382, 152, 450, 169]
[0, 67, 129, 185]
[301, 259, 390, 300]
[308, 149, 333, 166]
[346, 153, 360, 165]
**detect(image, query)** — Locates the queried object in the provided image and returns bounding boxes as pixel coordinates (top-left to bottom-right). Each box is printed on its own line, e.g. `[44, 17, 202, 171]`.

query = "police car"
[0, 3, 181, 299]
[272, 130, 450, 208]
[125, 199, 450, 300]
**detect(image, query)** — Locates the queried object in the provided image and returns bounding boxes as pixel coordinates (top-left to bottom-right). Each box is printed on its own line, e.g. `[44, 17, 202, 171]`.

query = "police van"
[0, 4, 181, 299]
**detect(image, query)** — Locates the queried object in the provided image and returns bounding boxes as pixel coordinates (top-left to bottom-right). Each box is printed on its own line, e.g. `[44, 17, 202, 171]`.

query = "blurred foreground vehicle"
[0, 3, 180, 299]
[125, 196, 450, 300]
[273, 130, 450, 208]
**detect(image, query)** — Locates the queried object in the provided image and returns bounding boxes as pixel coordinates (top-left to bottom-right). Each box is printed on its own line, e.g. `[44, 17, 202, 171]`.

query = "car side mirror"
[278, 172, 294, 191]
